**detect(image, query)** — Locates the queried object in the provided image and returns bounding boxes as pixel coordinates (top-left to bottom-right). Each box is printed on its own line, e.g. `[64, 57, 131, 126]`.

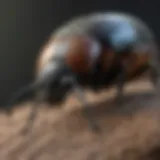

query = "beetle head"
[35, 62, 74, 106]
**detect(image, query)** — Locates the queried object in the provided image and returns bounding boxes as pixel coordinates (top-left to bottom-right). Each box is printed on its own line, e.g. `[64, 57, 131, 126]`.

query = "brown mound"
[1, 78, 160, 160]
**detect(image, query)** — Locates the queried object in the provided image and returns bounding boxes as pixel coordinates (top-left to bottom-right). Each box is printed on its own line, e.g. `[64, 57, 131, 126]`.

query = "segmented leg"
[111, 52, 128, 105]
[71, 77, 100, 132]
[115, 51, 138, 105]
[115, 67, 127, 105]
[148, 41, 160, 92]
[21, 92, 45, 135]
[150, 65, 159, 87]
[149, 63, 160, 96]
[21, 102, 39, 135]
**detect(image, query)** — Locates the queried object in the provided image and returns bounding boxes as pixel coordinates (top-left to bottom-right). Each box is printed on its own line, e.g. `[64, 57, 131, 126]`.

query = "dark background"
[0, 0, 159, 106]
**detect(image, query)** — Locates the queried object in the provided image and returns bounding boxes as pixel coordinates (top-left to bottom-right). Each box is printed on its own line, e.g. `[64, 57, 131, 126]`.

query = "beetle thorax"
[36, 35, 102, 75]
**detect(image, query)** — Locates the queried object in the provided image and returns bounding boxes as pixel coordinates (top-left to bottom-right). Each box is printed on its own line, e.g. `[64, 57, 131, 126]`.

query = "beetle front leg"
[74, 85, 100, 131]
[21, 102, 39, 135]
[71, 78, 100, 132]
[21, 91, 45, 135]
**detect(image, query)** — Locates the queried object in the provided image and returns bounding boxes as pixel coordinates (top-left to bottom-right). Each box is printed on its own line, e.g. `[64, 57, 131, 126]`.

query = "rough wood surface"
[1, 77, 160, 160]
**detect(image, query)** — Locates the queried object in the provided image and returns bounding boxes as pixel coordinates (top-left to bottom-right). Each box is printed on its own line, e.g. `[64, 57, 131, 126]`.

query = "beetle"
[6, 12, 160, 134]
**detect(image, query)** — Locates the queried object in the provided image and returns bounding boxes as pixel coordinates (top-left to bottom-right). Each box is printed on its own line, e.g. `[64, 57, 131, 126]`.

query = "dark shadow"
[3, 90, 159, 116]
[144, 146, 160, 160]
[68, 90, 159, 118]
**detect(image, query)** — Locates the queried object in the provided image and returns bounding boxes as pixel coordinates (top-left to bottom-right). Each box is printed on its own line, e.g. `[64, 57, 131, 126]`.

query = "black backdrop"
[0, 0, 159, 106]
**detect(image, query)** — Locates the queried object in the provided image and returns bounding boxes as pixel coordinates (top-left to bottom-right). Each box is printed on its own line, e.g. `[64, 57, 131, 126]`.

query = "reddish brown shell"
[35, 33, 149, 82]
[119, 52, 149, 79]
[126, 53, 149, 79]
[65, 36, 101, 73]
[100, 48, 117, 71]
[35, 35, 102, 75]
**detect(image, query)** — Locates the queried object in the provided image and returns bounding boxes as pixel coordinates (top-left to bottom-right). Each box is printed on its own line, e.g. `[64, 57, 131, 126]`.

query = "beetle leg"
[21, 92, 45, 135]
[148, 42, 160, 92]
[114, 55, 129, 105]
[21, 101, 39, 135]
[71, 78, 100, 132]
[149, 53, 160, 88]
[115, 67, 127, 105]
[115, 51, 136, 105]
[149, 63, 160, 97]
[74, 86, 100, 131]
[150, 65, 159, 87]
